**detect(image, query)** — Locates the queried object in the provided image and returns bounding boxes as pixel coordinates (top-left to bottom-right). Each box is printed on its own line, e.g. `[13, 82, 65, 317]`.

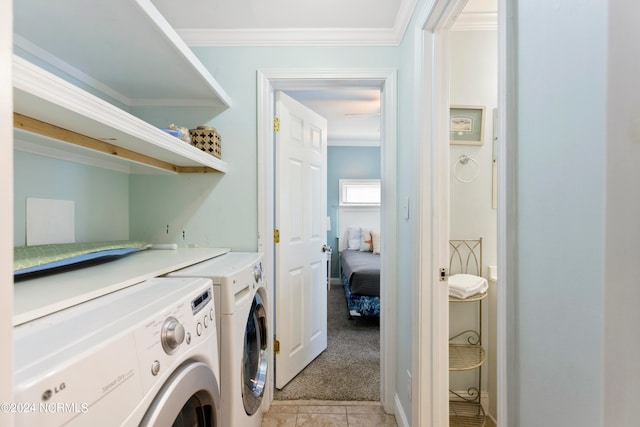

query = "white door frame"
[257, 68, 398, 413]
[411, 2, 457, 423]
[496, 0, 514, 424]
[413, 0, 510, 426]
[0, 0, 13, 423]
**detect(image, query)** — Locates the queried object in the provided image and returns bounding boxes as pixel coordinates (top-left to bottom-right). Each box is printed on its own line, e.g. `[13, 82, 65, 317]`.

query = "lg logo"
[42, 382, 66, 401]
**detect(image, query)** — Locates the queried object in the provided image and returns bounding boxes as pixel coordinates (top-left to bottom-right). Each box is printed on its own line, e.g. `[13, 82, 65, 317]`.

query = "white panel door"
[275, 91, 328, 389]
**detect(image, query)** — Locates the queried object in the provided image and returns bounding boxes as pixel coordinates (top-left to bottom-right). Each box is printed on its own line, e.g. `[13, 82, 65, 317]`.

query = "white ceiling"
[153, 0, 403, 30]
[285, 89, 382, 146]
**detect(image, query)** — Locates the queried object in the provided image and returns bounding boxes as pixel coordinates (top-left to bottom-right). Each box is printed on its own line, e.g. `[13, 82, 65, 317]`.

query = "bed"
[337, 206, 381, 317]
[340, 249, 381, 317]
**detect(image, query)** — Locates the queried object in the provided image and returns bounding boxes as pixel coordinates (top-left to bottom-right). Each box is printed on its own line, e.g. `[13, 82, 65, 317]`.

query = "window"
[339, 179, 381, 206]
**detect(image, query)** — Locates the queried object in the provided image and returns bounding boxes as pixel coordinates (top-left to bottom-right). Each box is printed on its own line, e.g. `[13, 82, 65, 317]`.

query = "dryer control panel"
[191, 288, 212, 315]
[135, 281, 218, 392]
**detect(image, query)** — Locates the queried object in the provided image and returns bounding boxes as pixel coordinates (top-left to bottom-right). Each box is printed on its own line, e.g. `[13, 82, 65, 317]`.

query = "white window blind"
[339, 179, 381, 206]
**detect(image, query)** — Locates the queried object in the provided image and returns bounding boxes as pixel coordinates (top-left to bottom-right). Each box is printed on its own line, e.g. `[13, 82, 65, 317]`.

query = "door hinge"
[439, 267, 449, 282]
[273, 229, 280, 244]
[274, 339, 280, 354]
[273, 117, 280, 132]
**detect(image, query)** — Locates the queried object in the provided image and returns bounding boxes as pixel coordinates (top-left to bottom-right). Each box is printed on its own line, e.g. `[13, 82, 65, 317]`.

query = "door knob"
[322, 245, 332, 253]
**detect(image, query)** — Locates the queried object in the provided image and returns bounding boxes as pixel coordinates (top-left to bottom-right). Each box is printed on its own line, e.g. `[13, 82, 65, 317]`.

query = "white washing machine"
[167, 252, 269, 427]
[13, 277, 221, 427]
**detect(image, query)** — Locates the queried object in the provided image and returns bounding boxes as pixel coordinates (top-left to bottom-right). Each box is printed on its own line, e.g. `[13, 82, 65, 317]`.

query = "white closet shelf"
[14, 57, 228, 174]
[13, 0, 231, 108]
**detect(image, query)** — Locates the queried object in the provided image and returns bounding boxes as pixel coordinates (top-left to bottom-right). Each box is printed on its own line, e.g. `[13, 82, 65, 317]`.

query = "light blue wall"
[395, 14, 420, 422]
[128, 45, 415, 421]
[128, 173, 228, 247]
[327, 146, 381, 277]
[14, 38, 415, 424]
[129, 47, 398, 252]
[13, 150, 129, 246]
[513, 1, 607, 425]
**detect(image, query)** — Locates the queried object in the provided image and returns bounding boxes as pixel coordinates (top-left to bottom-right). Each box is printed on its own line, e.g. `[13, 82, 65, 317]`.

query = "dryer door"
[242, 291, 268, 415]
[141, 361, 220, 427]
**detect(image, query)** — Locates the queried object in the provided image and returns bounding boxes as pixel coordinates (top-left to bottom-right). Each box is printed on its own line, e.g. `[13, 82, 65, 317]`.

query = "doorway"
[256, 68, 398, 412]
[448, 6, 499, 425]
[276, 88, 383, 401]
[413, 0, 505, 425]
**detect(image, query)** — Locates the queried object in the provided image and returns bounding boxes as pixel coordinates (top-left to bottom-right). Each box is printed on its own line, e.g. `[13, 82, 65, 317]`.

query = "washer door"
[242, 291, 268, 415]
[141, 361, 220, 427]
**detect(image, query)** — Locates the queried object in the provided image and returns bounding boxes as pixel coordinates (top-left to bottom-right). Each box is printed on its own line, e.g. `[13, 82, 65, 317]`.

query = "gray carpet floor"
[274, 284, 380, 401]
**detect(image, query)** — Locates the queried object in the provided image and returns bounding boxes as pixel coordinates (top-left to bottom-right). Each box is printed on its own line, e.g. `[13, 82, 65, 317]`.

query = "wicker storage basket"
[189, 126, 222, 159]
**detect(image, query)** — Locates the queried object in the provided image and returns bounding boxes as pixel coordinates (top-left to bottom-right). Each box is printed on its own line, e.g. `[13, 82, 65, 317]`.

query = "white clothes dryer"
[168, 252, 269, 427]
[13, 277, 221, 427]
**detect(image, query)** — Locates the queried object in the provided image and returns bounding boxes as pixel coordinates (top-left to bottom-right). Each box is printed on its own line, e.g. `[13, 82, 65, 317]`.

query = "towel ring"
[453, 155, 479, 183]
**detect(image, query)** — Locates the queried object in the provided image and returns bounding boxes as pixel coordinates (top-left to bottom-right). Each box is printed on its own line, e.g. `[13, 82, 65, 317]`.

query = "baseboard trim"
[393, 393, 410, 427]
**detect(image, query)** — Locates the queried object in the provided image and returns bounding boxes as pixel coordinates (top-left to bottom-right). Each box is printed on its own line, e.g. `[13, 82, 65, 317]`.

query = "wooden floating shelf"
[14, 113, 194, 174]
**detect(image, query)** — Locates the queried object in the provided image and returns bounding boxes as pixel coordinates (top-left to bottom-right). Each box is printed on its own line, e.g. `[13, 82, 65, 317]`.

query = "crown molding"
[451, 12, 498, 31]
[178, 27, 400, 47]
[178, 0, 418, 47]
[393, 0, 419, 44]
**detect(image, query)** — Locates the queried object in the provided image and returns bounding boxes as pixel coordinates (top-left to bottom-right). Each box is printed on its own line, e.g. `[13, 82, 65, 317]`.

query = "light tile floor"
[262, 400, 497, 427]
[262, 401, 397, 427]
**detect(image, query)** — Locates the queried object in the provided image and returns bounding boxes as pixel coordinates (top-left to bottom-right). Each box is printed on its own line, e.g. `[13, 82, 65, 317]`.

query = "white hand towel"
[449, 274, 488, 299]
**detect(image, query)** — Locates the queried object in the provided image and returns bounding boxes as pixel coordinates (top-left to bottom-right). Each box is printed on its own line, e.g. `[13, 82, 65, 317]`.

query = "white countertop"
[13, 247, 230, 326]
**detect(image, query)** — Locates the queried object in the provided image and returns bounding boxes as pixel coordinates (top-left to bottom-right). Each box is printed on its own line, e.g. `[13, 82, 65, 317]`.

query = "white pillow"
[359, 228, 373, 252]
[347, 227, 361, 250]
[371, 231, 381, 254]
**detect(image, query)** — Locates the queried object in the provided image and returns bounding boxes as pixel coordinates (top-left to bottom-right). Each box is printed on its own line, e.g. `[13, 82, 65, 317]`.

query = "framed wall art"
[450, 105, 485, 145]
